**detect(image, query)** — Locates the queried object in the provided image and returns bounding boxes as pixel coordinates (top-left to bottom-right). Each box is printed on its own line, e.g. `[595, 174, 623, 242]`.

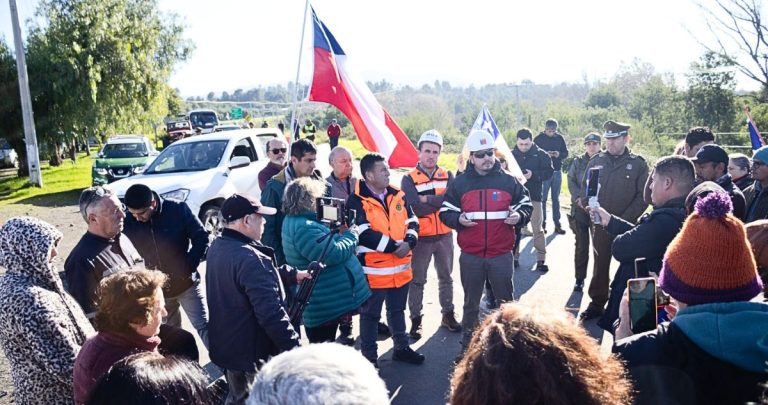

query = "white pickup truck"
[108, 128, 279, 235]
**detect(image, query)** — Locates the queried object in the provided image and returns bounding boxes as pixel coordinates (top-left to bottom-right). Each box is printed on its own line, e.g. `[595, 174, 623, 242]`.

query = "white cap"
[418, 129, 443, 148]
[466, 129, 495, 152]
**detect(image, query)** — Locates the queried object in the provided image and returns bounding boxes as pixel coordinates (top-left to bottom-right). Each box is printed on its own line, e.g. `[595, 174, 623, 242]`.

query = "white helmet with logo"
[418, 129, 444, 149]
[466, 129, 495, 152]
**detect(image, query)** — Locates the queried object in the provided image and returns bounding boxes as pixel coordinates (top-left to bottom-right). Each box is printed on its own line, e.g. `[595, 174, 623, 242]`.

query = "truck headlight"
[95, 168, 108, 175]
[161, 188, 189, 202]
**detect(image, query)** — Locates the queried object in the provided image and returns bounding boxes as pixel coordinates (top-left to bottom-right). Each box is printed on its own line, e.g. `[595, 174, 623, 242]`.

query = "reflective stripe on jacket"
[408, 167, 452, 237]
[346, 180, 419, 288]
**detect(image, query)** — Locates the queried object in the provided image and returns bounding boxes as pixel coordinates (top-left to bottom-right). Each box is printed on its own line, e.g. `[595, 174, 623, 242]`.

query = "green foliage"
[0, 151, 94, 205]
[685, 52, 738, 135]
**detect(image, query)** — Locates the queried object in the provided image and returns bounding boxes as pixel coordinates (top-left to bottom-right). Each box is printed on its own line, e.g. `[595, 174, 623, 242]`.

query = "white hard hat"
[466, 129, 495, 152]
[418, 129, 443, 148]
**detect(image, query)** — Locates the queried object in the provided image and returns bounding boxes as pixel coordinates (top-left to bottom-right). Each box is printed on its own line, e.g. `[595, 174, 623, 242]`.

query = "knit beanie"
[659, 191, 763, 305]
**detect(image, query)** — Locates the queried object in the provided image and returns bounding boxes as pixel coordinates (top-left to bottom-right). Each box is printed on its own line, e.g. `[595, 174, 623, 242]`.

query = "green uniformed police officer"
[578, 121, 649, 321]
[567, 132, 602, 292]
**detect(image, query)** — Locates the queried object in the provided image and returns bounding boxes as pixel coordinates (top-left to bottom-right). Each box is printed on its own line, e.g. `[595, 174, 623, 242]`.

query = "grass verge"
[0, 153, 93, 206]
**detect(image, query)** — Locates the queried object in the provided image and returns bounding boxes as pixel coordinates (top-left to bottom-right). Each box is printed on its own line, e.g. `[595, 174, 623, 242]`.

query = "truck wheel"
[199, 203, 221, 242]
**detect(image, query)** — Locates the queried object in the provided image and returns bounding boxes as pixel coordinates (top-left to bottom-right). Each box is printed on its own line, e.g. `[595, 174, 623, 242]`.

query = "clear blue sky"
[0, 0, 759, 97]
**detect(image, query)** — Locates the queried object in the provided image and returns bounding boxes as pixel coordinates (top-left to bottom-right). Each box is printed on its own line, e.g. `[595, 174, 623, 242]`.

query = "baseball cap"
[220, 194, 277, 221]
[584, 132, 601, 144]
[691, 144, 728, 165]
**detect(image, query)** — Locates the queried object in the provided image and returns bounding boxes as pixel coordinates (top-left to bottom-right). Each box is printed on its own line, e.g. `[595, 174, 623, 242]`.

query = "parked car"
[107, 129, 278, 236]
[0, 139, 19, 169]
[92, 136, 159, 185]
[163, 118, 194, 147]
[189, 109, 219, 134]
[213, 124, 243, 132]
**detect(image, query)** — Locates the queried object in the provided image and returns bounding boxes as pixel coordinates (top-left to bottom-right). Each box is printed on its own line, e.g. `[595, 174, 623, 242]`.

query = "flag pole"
[289, 0, 311, 145]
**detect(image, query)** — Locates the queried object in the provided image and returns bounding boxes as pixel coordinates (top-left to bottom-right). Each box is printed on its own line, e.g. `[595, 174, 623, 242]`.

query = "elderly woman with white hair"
[248, 342, 389, 405]
[0, 217, 94, 404]
[281, 177, 371, 343]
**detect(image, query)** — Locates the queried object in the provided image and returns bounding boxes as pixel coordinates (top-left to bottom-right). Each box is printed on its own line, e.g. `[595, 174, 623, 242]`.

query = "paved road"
[185, 204, 617, 404]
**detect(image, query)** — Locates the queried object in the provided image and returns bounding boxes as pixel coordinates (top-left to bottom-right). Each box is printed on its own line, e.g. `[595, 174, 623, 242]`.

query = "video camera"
[316, 197, 356, 228]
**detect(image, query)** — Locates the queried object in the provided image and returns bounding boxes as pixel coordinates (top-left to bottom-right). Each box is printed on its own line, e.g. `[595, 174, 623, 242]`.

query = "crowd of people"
[0, 119, 766, 405]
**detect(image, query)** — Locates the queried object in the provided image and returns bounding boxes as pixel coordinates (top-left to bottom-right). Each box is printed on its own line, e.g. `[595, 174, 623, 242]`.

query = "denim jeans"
[164, 279, 210, 349]
[541, 170, 563, 227]
[359, 283, 410, 362]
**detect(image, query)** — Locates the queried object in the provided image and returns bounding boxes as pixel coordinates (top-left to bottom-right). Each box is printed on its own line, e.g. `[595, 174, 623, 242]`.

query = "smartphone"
[634, 257, 649, 278]
[586, 167, 600, 197]
[627, 277, 658, 334]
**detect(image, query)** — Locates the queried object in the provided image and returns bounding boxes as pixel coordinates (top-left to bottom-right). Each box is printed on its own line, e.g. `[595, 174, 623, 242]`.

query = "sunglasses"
[269, 148, 287, 155]
[81, 186, 109, 214]
[472, 149, 495, 159]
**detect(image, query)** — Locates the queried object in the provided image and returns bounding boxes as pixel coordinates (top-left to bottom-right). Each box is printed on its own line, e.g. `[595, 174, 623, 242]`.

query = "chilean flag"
[307, 9, 418, 167]
[745, 106, 766, 150]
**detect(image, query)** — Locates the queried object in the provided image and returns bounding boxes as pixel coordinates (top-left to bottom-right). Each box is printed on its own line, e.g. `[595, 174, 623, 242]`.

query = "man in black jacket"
[123, 184, 210, 348]
[588, 156, 694, 333]
[512, 128, 554, 271]
[692, 144, 746, 220]
[533, 118, 569, 234]
[206, 194, 305, 404]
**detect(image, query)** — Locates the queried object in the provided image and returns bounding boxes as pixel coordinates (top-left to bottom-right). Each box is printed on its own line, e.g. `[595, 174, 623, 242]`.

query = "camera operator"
[281, 178, 371, 343]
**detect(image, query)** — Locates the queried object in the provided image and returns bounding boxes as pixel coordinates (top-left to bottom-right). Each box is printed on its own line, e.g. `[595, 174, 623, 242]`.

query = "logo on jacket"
[491, 191, 499, 201]
[396, 203, 402, 211]
[626, 163, 633, 170]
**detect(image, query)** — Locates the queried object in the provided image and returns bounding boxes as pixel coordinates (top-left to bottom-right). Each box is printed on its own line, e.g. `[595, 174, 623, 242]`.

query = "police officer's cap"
[584, 132, 601, 144]
[603, 120, 631, 138]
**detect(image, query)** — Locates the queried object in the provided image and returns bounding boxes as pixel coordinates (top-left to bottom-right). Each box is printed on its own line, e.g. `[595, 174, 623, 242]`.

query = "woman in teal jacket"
[282, 177, 371, 343]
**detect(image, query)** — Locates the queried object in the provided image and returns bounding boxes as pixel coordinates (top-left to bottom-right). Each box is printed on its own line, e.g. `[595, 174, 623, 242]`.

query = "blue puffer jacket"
[282, 212, 371, 328]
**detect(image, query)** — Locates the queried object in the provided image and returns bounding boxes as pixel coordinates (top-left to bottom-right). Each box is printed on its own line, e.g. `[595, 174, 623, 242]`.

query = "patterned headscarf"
[0, 217, 63, 290]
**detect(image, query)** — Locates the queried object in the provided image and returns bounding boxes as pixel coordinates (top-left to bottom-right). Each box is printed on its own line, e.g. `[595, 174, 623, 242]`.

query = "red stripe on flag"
[384, 111, 418, 167]
[308, 49, 418, 167]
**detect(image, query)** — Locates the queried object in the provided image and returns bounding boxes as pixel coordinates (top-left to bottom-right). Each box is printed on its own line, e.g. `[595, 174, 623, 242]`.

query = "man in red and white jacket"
[440, 129, 532, 347]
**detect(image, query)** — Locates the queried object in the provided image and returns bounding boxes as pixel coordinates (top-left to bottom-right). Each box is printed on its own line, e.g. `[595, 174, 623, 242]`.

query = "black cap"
[124, 184, 153, 209]
[603, 120, 631, 138]
[584, 132, 601, 144]
[220, 194, 277, 222]
[691, 144, 728, 165]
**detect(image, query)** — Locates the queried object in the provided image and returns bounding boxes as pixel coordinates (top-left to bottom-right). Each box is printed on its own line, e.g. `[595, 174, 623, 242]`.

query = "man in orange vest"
[346, 153, 425, 368]
[401, 130, 461, 340]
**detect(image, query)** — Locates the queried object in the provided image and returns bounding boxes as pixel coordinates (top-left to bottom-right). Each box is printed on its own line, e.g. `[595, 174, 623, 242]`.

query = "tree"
[206, 91, 215, 101]
[585, 84, 621, 109]
[21, 0, 193, 165]
[0, 37, 26, 176]
[686, 51, 738, 133]
[697, 0, 768, 99]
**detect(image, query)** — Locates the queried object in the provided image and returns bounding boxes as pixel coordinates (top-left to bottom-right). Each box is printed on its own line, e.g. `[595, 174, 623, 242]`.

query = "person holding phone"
[587, 156, 693, 333]
[578, 120, 650, 322]
[613, 191, 766, 405]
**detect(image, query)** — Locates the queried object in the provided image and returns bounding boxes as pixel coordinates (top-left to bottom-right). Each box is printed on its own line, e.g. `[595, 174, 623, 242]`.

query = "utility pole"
[9, 0, 43, 187]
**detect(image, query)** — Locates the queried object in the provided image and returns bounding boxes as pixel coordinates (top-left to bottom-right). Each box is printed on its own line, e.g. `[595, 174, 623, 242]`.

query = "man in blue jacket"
[206, 194, 305, 404]
[123, 184, 210, 348]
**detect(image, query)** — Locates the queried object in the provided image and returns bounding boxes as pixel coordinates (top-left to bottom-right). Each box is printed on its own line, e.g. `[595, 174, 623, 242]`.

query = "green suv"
[92, 135, 159, 185]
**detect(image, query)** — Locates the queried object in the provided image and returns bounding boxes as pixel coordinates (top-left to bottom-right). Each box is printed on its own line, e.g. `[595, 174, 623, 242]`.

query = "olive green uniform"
[581, 148, 649, 312]
[567, 152, 593, 281]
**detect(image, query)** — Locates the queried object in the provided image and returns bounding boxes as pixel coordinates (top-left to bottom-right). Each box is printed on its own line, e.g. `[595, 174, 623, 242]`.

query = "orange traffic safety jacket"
[406, 166, 452, 237]
[346, 180, 419, 288]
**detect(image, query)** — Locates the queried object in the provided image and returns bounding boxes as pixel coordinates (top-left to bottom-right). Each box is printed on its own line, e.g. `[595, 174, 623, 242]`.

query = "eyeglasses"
[472, 149, 495, 159]
[269, 148, 287, 155]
